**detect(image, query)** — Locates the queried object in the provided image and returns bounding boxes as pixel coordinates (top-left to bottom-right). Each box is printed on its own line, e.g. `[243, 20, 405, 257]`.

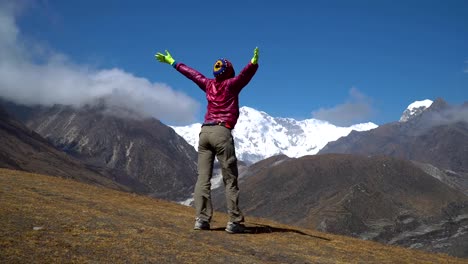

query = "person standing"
[155, 47, 259, 233]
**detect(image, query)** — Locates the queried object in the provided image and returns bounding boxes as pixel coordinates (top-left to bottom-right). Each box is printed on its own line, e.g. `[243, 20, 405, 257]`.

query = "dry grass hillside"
[1, 168, 466, 264]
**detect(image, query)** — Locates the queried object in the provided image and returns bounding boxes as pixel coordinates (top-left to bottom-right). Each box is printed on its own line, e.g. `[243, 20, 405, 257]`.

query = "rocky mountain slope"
[319, 98, 468, 194]
[213, 154, 468, 258]
[2, 168, 465, 263]
[0, 105, 126, 191]
[1, 101, 198, 201]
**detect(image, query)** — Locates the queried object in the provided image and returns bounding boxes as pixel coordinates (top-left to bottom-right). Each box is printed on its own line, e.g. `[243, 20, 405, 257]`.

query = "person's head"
[213, 58, 235, 81]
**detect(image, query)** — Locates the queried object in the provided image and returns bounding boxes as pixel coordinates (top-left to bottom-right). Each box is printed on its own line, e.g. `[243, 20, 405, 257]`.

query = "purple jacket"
[175, 62, 258, 129]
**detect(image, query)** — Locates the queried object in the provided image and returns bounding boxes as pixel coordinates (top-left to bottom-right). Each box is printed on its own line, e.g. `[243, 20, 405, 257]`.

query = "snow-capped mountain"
[171, 106, 378, 164]
[399, 99, 433, 122]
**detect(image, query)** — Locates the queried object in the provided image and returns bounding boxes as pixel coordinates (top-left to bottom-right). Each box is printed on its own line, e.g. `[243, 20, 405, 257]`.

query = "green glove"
[155, 50, 175, 66]
[251, 47, 259, 64]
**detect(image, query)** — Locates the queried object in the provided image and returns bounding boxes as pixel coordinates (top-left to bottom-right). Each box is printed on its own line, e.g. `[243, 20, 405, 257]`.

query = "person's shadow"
[211, 222, 331, 241]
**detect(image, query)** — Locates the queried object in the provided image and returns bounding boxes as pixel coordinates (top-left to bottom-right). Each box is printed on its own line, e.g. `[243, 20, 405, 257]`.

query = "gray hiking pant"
[194, 125, 244, 223]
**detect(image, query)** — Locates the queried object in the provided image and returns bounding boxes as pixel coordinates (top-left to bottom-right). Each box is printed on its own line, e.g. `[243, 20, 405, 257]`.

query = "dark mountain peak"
[0, 98, 41, 123]
[401, 98, 447, 125]
[221, 153, 468, 257]
[0, 105, 10, 121]
[42, 100, 147, 122]
[82, 101, 146, 121]
[414, 99, 468, 130]
[427, 97, 449, 112]
[7, 102, 199, 201]
[0, 107, 126, 190]
[319, 98, 468, 186]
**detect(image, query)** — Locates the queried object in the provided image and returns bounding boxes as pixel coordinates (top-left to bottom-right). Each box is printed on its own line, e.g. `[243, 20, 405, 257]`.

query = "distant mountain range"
[172, 106, 377, 164]
[319, 98, 468, 194]
[0, 105, 127, 191]
[0, 100, 198, 202]
[210, 98, 468, 257]
[213, 154, 468, 257]
[1, 97, 467, 258]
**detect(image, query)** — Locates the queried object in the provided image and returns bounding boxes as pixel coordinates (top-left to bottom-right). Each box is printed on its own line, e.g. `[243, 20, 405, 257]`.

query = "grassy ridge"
[0, 168, 466, 263]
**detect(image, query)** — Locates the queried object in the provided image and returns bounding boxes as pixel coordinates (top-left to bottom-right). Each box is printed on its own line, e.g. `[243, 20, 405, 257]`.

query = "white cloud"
[426, 106, 468, 126]
[311, 87, 375, 126]
[464, 60, 468, 73]
[0, 2, 199, 124]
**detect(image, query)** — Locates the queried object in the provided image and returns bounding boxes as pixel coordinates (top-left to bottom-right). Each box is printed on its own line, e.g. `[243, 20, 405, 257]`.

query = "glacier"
[171, 106, 378, 164]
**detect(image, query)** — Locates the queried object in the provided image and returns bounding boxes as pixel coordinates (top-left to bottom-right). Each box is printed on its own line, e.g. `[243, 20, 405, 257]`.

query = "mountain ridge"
[399, 99, 433, 122]
[30, 104, 199, 201]
[213, 153, 468, 258]
[319, 98, 468, 177]
[172, 106, 378, 164]
[0, 104, 128, 191]
[0, 100, 199, 201]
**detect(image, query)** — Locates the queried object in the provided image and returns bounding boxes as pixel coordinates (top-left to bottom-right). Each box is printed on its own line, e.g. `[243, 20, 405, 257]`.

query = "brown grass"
[1, 168, 466, 264]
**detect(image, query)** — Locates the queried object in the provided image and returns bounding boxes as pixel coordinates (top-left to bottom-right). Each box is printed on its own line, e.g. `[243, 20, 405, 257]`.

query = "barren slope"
[1, 168, 466, 263]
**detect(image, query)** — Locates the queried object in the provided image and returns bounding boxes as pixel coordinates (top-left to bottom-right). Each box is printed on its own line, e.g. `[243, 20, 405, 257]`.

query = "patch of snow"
[179, 197, 194, 206]
[402, 217, 415, 225]
[407, 99, 433, 110]
[126, 141, 134, 157]
[409, 243, 424, 249]
[63, 126, 79, 144]
[64, 113, 76, 129]
[108, 145, 120, 167]
[211, 168, 223, 190]
[77, 136, 89, 152]
[399, 99, 433, 122]
[36, 109, 62, 133]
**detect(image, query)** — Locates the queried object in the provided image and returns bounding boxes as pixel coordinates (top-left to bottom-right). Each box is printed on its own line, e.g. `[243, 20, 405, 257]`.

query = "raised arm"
[230, 47, 259, 92]
[155, 50, 209, 92]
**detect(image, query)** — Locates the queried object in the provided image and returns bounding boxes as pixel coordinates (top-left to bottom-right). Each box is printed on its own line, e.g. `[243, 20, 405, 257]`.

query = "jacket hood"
[213, 58, 235, 81]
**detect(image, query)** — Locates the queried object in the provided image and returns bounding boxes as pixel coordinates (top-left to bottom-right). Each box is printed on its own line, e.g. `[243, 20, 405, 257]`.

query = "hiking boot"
[194, 218, 210, 230]
[225, 222, 246, 234]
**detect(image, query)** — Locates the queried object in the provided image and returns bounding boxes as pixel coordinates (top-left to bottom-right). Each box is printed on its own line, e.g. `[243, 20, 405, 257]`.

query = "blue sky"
[1, 0, 467, 126]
